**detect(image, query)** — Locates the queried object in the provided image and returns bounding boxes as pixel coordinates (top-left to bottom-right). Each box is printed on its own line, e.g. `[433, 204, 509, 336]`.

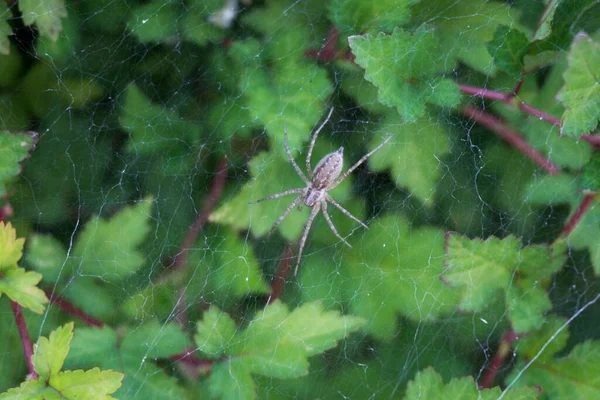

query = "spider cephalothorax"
[250, 108, 391, 274]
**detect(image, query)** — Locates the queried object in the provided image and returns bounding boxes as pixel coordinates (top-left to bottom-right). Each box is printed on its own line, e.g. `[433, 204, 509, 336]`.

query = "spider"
[250, 108, 391, 275]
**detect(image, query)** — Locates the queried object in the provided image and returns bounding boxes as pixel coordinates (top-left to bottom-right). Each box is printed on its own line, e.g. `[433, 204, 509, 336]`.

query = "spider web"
[1, 0, 599, 399]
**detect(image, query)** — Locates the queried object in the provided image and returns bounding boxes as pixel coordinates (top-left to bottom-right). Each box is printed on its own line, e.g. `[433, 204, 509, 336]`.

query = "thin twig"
[462, 106, 561, 175]
[561, 193, 598, 237]
[10, 300, 37, 379]
[479, 329, 517, 389]
[170, 158, 228, 271]
[267, 244, 294, 305]
[46, 290, 104, 328]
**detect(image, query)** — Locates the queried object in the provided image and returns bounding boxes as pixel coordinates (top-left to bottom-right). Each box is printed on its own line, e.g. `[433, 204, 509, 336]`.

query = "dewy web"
[249, 108, 391, 274]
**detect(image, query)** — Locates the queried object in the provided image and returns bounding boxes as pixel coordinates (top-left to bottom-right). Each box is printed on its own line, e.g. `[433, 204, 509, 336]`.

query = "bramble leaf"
[0, 131, 36, 198]
[180, 0, 227, 47]
[24, 234, 67, 283]
[368, 113, 450, 206]
[444, 234, 562, 333]
[487, 25, 530, 80]
[119, 85, 202, 155]
[328, 0, 419, 36]
[197, 301, 364, 399]
[70, 197, 153, 280]
[19, 0, 67, 42]
[507, 340, 600, 399]
[0, 222, 48, 314]
[66, 322, 190, 399]
[0, 323, 124, 400]
[229, 39, 333, 154]
[405, 367, 538, 400]
[580, 154, 600, 193]
[557, 33, 600, 136]
[349, 27, 461, 121]
[532, 0, 562, 41]
[411, 0, 521, 73]
[127, 0, 179, 43]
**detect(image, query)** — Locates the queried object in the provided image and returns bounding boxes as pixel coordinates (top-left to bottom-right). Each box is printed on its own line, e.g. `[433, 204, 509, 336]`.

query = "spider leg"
[331, 136, 392, 189]
[267, 195, 303, 236]
[306, 107, 335, 178]
[284, 126, 310, 184]
[321, 200, 351, 247]
[325, 194, 368, 229]
[248, 188, 304, 204]
[294, 202, 321, 275]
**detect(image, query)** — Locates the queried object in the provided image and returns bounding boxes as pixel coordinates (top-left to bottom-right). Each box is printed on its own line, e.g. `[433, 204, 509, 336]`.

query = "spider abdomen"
[311, 148, 344, 190]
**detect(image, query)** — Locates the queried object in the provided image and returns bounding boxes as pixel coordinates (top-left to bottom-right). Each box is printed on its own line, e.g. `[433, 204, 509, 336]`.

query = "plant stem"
[561, 193, 598, 237]
[10, 300, 37, 379]
[462, 106, 561, 175]
[46, 290, 104, 328]
[170, 158, 228, 271]
[267, 244, 294, 305]
[479, 329, 517, 389]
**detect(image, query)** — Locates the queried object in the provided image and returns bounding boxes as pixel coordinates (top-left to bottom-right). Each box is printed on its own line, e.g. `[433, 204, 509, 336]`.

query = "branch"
[170, 158, 228, 271]
[46, 290, 104, 328]
[267, 244, 294, 305]
[479, 329, 517, 389]
[561, 193, 598, 237]
[10, 300, 37, 379]
[462, 106, 561, 175]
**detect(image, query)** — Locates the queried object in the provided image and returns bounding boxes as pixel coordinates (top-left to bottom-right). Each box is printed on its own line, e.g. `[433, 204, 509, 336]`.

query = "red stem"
[462, 106, 561, 175]
[10, 300, 37, 379]
[170, 158, 228, 271]
[561, 193, 598, 237]
[45, 290, 104, 328]
[267, 245, 294, 305]
[479, 329, 517, 389]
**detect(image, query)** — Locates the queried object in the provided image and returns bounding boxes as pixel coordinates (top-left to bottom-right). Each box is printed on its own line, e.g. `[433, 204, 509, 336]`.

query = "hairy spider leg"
[321, 200, 351, 247]
[295, 201, 321, 275]
[283, 126, 310, 184]
[268, 195, 303, 236]
[325, 194, 368, 229]
[248, 188, 304, 204]
[331, 136, 392, 190]
[306, 107, 335, 178]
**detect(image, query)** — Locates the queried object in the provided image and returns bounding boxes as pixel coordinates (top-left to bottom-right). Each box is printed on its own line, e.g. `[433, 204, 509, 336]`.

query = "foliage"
[0, 323, 123, 399]
[1, 0, 599, 398]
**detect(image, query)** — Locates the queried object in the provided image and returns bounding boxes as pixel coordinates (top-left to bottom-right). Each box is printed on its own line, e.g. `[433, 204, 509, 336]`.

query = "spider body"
[250, 108, 391, 274]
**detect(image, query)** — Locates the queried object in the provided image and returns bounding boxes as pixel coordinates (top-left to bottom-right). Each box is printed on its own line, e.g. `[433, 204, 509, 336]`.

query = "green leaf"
[516, 315, 569, 363]
[368, 113, 450, 206]
[0, 221, 24, 269]
[0, 131, 36, 198]
[444, 234, 558, 333]
[24, 234, 67, 283]
[127, 0, 179, 43]
[411, 0, 522, 73]
[328, 0, 419, 36]
[119, 84, 202, 155]
[33, 322, 74, 379]
[507, 341, 600, 399]
[195, 306, 238, 358]
[557, 33, 600, 136]
[349, 27, 461, 121]
[70, 198, 153, 280]
[405, 367, 538, 400]
[0, 4, 12, 55]
[180, 0, 229, 47]
[0, 267, 48, 314]
[487, 25, 530, 80]
[19, 0, 67, 42]
[532, 0, 562, 41]
[229, 39, 333, 154]
[300, 216, 460, 340]
[65, 322, 190, 399]
[580, 153, 600, 193]
[197, 301, 364, 399]
[525, 173, 578, 205]
[0, 323, 124, 400]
